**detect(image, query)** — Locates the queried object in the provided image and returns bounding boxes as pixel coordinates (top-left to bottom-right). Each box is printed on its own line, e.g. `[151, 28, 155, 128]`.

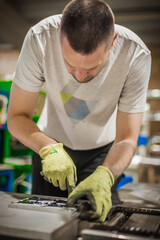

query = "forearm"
[102, 139, 136, 179]
[7, 115, 57, 153]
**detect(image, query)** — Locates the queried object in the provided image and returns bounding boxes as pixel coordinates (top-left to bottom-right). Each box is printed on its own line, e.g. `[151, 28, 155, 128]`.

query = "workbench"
[0, 183, 160, 240]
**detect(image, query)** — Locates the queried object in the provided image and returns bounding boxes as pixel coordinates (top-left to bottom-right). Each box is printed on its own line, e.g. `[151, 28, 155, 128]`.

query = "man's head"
[60, 0, 116, 83]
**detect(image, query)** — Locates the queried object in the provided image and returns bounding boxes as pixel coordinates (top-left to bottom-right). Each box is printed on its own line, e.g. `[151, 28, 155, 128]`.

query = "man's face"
[60, 35, 115, 83]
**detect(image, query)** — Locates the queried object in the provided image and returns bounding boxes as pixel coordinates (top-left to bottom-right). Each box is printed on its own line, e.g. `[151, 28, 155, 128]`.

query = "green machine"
[0, 79, 46, 193]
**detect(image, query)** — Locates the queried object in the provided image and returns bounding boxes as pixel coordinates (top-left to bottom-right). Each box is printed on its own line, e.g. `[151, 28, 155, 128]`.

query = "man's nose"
[74, 69, 88, 82]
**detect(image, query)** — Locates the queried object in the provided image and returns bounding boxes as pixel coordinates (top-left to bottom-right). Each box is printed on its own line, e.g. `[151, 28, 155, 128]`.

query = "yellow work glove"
[67, 166, 114, 222]
[39, 143, 77, 191]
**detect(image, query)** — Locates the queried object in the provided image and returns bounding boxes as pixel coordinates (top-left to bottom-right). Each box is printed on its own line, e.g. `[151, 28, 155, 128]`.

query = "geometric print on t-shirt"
[60, 92, 97, 125]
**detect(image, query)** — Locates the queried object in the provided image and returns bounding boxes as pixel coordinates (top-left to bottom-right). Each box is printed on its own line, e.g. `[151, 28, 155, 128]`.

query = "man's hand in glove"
[67, 166, 114, 222]
[39, 143, 77, 191]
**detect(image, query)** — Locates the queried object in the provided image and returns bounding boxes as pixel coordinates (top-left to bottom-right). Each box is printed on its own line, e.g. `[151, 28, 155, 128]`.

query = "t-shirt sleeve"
[13, 28, 45, 92]
[118, 46, 151, 113]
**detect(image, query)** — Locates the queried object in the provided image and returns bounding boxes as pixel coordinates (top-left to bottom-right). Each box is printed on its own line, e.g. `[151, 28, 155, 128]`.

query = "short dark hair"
[60, 0, 115, 54]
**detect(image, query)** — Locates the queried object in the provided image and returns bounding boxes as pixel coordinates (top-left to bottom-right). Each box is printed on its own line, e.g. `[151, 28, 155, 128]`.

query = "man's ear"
[110, 32, 117, 49]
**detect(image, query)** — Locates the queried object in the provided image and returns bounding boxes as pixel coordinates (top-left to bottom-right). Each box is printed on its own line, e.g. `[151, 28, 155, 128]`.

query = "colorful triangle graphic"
[60, 92, 72, 104]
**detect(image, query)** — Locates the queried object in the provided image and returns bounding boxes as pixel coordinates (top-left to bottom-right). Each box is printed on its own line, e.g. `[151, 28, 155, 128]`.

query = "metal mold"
[82, 205, 160, 240]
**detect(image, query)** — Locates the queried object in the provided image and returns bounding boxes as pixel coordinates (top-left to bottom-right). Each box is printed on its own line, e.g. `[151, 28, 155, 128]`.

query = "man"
[7, 0, 151, 222]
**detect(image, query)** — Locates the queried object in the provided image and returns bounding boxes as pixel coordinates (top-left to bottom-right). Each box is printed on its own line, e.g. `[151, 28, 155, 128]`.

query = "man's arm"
[67, 110, 143, 222]
[8, 83, 77, 190]
[102, 110, 143, 179]
[7, 83, 57, 153]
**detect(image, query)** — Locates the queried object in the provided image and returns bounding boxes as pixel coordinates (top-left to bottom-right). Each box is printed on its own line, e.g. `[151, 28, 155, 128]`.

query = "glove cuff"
[39, 143, 63, 159]
[96, 166, 114, 186]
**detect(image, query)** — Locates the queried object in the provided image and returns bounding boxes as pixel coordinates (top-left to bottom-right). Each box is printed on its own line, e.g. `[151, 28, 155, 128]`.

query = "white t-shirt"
[13, 14, 151, 150]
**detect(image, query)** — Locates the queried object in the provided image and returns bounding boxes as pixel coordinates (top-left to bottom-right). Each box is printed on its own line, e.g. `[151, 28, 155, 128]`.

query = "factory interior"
[0, 0, 160, 239]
